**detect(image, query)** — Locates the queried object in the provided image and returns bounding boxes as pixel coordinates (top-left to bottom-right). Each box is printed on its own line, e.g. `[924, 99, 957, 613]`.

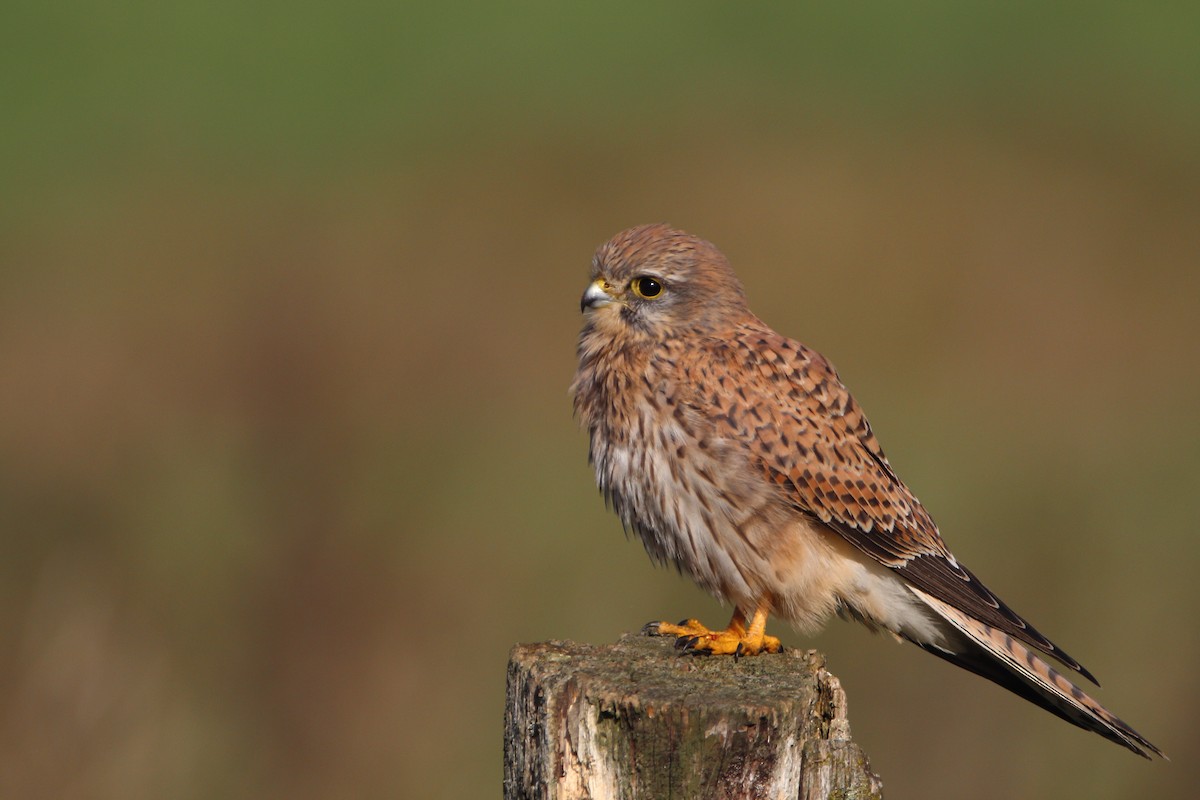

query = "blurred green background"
[2, 3, 1198, 798]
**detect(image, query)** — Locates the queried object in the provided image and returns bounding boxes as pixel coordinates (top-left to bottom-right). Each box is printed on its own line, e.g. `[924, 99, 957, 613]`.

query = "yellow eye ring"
[631, 276, 663, 299]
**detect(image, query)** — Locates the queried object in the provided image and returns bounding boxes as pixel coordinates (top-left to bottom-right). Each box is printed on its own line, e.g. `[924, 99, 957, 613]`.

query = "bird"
[570, 223, 1163, 758]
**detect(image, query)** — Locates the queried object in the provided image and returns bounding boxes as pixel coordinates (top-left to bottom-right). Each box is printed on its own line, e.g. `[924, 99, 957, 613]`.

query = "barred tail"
[908, 587, 1164, 759]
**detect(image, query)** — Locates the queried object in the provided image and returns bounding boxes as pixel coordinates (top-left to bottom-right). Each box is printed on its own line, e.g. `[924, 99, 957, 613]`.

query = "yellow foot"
[641, 610, 782, 657]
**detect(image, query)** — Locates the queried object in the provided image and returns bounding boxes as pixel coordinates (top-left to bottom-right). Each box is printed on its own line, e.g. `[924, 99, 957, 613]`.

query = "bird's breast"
[580, 358, 784, 608]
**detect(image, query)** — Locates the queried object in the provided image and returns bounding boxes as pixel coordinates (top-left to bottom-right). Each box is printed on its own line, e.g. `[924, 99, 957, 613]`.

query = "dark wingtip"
[1074, 661, 1100, 687]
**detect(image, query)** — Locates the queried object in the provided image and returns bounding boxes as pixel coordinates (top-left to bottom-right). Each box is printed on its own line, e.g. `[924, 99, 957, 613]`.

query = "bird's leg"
[642, 603, 783, 656]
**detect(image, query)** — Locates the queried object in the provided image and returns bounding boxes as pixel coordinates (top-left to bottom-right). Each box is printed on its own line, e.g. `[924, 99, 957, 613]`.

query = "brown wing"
[682, 324, 1095, 683]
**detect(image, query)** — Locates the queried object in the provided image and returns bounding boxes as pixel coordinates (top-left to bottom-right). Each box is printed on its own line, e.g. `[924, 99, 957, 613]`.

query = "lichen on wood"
[504, 634, 882, 799]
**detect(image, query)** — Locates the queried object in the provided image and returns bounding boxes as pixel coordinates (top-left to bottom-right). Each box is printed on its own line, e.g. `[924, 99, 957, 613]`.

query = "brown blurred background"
[2, 4, 1198, 798]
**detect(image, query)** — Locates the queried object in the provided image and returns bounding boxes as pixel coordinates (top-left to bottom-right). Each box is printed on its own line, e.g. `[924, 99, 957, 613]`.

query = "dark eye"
[631, 276, 663, 299]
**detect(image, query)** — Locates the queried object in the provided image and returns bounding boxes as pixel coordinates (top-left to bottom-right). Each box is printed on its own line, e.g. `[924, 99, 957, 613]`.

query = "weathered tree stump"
[504, 634, 882, 800]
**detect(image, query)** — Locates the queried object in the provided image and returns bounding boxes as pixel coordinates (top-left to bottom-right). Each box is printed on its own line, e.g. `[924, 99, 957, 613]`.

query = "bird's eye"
[631, 276, 663, 299]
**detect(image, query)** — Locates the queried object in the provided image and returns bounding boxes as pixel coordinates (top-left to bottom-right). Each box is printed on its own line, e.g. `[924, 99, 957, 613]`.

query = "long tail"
[907, 586, 1164, 759]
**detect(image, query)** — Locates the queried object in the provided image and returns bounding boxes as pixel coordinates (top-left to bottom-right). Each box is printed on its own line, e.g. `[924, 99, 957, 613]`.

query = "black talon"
[674, 635, 693, 651]
[677, 618, 690, 626]
[641, 621, 662, 636]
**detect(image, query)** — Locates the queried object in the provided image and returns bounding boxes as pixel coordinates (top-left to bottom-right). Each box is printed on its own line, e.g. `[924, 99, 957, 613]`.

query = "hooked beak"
[580, 279, 616, 313]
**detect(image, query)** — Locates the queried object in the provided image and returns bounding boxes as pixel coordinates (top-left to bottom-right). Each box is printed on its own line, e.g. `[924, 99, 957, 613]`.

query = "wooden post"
[504, 634, 882, 800]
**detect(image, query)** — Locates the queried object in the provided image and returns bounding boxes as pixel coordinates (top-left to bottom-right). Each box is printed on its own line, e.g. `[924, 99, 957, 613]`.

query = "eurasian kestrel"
[571, 223, 1162, 757]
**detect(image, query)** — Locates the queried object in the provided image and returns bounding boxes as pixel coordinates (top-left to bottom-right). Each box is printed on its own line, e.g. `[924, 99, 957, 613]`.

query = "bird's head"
[580, 224, 751, 342]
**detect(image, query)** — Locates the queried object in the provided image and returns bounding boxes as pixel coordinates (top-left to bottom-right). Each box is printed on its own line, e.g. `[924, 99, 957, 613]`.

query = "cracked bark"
[504, 634, 882, 799]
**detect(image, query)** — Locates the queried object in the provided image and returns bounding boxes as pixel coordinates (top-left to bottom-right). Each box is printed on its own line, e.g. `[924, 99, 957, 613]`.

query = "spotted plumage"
[571, 223, 1162, 757]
